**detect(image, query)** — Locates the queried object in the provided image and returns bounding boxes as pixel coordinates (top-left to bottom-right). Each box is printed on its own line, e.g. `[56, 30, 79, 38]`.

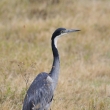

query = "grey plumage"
[23, 73, 53, 110]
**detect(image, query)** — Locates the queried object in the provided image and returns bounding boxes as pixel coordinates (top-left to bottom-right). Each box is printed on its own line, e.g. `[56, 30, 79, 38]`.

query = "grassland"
[0, 0, 110, 110]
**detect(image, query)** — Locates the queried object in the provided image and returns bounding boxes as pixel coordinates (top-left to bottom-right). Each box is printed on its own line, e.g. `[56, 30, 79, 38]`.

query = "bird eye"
[61, 30, 64, 33]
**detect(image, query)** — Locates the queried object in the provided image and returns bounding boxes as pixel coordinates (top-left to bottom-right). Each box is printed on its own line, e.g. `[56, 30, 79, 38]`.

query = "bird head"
[52, 28, 80, 48]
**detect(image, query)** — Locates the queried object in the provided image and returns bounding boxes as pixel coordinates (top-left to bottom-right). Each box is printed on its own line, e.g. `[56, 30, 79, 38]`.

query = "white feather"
[54, 33, 66, 48]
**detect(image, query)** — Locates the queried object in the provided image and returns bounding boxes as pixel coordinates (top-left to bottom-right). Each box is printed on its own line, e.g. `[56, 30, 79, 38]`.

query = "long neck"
[49, 39, 60, 90]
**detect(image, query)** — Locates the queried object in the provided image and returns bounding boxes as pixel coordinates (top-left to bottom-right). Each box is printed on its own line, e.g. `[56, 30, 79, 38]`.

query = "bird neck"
[49, 39, 60, 90]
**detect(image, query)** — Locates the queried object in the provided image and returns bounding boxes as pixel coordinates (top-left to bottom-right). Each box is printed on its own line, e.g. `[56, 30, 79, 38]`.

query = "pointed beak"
[65, 29, 80, 33]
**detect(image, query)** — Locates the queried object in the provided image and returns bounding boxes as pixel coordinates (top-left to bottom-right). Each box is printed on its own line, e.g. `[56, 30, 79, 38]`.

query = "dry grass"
[0, 0, 110, 110]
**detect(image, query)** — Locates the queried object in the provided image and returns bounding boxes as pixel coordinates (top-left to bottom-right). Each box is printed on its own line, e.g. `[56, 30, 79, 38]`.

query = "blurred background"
[0, 0, 110, 110]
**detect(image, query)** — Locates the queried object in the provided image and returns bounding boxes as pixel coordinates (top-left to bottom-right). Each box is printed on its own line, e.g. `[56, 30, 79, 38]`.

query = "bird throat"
[54, 33, 67, 48]
[54, 35, 60, 48]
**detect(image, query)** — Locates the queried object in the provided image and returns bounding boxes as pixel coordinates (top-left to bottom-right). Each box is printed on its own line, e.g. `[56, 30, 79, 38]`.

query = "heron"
[22, 28, 80, 110]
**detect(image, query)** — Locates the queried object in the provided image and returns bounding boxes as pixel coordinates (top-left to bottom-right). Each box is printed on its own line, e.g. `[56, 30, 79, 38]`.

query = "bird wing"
[22, 72, 54, 110]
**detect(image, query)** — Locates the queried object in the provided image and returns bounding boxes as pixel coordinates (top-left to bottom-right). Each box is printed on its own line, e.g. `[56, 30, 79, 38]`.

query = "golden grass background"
[0, 0, 110, 110]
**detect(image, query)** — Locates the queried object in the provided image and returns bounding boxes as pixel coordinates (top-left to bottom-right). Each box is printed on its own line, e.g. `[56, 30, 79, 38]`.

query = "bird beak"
[65, 29, 80, 33]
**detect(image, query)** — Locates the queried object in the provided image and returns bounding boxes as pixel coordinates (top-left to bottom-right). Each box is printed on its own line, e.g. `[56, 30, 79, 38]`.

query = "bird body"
[22, 28, 80, 110]
[22, 72, 53, 110]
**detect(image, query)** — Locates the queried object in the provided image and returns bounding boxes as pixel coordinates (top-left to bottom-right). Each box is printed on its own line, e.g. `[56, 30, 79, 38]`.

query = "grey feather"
[22, 72, 53, 110]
